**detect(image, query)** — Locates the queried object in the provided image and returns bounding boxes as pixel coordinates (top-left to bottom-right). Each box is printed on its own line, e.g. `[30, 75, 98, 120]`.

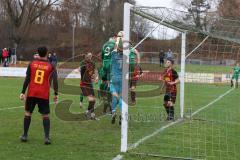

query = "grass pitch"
[0, 77, 239, 160]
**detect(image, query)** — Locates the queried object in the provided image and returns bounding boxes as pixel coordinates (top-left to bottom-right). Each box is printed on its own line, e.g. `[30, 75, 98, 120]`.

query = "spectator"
[8, 48, 12, 64]
[0, 49, 2, 64]
[2, 48, 9, 67]
[10, 48, 17, 65]
[166, 49, 173, 59]
[159, 49, 164, 67]
[48, 53, 52, 63]
[51, 52, 58, 67]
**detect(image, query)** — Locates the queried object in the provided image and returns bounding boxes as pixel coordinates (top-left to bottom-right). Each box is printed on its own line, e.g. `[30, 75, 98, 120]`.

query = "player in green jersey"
[101, 37, 115, 81]
[100, 36, 116, 113]
[231, 63, 240, 88]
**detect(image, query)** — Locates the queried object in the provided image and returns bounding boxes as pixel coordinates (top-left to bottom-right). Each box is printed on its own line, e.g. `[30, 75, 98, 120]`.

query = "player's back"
[28, 60, 54, 100]
[102, 40, 115, 61]
[80, 60, 95, 84]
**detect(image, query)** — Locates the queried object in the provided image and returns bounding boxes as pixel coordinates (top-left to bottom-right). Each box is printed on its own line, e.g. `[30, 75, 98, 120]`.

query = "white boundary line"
[0, 102, 109, 123]
[0, 106, 24, 111]
[188, 88, 234, 117]
[0, 102, 57, 111]
[112, 88, 234, 160]
[112, 154, 123, 160]
[128, 118, 183, 150]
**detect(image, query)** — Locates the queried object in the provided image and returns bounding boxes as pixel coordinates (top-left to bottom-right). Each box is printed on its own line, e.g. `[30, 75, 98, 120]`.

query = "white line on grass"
[188, 88, 234, 117]
[112, 154, 123, 160]
[0, 102, 109, 123]
[112, 88, 234, 160]
[128, 118, 183, 150]
[0, 102, 57, 111]
[0, 106, 24, 111]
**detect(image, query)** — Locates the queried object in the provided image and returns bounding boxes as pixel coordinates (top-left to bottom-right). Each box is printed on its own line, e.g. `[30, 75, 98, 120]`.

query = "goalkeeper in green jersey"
[231, 63, 240, 88]
[100, 36, 116, 113]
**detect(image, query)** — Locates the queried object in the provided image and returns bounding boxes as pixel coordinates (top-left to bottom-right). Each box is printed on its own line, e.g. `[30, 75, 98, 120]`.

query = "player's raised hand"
[54, 95, 58, 105]
[167, 81, 176, 85]
[19, 93, 26, 101]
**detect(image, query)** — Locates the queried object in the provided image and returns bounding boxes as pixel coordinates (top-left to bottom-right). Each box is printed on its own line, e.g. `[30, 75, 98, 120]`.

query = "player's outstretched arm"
[166, 79, 180, 86]
[135, 49, 141, 64]
[114, 37, 121, 51]
[20, 64, 31, 101]
[52, 67, 58, 104]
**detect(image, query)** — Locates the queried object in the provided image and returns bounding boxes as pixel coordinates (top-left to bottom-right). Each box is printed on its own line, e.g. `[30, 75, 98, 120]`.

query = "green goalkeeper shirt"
[232, 66, 240, 79]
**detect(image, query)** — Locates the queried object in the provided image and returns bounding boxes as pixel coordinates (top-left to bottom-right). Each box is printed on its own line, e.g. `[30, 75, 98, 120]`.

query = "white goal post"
[121, 2, 187, 152]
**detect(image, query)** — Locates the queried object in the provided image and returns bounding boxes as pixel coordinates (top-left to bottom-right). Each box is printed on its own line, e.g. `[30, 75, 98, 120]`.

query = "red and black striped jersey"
[80, 60, 95, 86]
[21, 59, 58, 100]
[163, 68, 179, 93]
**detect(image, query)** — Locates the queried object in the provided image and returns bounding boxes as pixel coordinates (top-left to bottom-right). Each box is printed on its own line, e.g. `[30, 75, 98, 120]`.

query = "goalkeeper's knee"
[119, 97, 122, 111]
[112, 96, 119, 112]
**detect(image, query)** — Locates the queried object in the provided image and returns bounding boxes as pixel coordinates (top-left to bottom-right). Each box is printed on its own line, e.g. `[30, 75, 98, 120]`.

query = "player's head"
[117, 31, 124, 38]
[33, 52, 40, 59]
[165, 58, 174, 68]
[37, 47, 48, 58]
[85, 52, 92, 61]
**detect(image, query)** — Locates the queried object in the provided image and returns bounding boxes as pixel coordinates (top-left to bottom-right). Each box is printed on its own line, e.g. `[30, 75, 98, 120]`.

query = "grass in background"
[0, 78, 239, 160]
[12, 61, 234, 74]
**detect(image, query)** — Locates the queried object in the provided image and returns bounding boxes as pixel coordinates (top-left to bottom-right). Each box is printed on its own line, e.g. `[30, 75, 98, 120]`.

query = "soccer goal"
[120, 3, 240, 159]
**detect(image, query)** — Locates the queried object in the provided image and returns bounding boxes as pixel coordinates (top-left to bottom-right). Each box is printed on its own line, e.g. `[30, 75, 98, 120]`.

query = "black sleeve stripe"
[21, 63, 31, 94]
[51, 65, 58, 95]
[172, 69, 179, 80]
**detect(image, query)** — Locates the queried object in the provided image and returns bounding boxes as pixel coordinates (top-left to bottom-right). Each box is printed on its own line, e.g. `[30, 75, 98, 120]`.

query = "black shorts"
[164, 92, 177, 104]
[130, 80, 137, 88]
[160, 58, 164, 63]
[81, 84, 94, 97]
[25, 97, 50, 114]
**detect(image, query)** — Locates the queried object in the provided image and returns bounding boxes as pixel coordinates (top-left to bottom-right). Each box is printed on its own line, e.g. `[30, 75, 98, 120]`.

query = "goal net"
[121, 3, 240, 159]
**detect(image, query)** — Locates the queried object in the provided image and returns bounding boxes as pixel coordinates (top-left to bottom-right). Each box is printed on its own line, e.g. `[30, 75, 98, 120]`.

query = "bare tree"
[1, 0, 59, 46]
[103, 0, 136, 38]
[88, 0, 105, 35]
[218, 0, 240, 20]
[174, 0, 211, 30]
[132, 16, 151, 39]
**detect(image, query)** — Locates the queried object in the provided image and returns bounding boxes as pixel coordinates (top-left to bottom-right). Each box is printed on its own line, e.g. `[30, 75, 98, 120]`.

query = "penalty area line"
[187, 88, 234, 117]
[112, 154, 123, 160]
[128, 118, 183, 150]
[129, 88, 234, 150]
[112, 88, 234, 160]
[0, 106, 24, 111]
[0, 102, 57, 111]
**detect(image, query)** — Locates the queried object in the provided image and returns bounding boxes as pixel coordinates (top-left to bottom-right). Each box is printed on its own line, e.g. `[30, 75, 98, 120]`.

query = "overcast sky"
[135, 0, 218, 11]
[135, 0, 174, 8]
[134, 0, 179, 39]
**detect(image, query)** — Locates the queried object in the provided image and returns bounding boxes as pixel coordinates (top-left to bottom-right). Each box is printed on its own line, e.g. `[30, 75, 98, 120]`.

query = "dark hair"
[37, 47, 48, 57]
[166, 57, 174, 64]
